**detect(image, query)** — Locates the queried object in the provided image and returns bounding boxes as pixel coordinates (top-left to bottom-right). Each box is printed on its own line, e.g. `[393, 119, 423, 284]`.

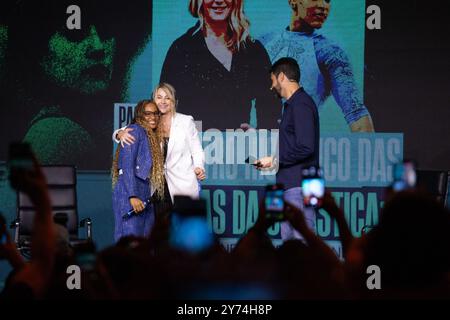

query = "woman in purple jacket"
[111, 100, 165, 242]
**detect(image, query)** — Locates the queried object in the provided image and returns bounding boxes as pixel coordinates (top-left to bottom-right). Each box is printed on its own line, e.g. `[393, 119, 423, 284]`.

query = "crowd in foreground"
[1, 158, 449, 300]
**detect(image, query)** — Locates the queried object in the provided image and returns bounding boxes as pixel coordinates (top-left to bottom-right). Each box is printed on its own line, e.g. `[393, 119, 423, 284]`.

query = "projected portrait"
[41, 25, 115, 95]
[260, 0, 375, 132]
[160, 0, 281, 130]
[1, 0, 152, 169]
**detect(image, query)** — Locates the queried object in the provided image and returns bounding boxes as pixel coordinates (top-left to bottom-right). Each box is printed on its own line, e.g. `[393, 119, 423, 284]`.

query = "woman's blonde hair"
[152, 82, 177, 116]
[189, 0, 251, 51]
[111, 100, 165, 200]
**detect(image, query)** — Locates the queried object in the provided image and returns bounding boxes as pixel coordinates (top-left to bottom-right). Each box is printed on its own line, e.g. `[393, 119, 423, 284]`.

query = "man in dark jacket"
[257, 57, 319, 241]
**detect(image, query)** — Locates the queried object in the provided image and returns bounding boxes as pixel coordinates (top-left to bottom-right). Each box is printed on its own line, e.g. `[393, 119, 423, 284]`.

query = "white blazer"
[165, 113, 205, 202]
[112, 113, 205, 202]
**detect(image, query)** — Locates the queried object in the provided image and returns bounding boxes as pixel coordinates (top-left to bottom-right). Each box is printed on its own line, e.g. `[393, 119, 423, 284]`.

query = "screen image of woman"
[160, 0, 281, 130]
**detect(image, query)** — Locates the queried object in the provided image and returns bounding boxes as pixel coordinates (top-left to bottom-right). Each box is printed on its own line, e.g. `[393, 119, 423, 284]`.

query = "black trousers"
[152, 180, 172, 224]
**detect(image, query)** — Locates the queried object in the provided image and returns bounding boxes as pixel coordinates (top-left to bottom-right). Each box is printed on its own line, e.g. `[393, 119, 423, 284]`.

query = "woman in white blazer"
[115, 83, 205, 203]
[153, 82, 205, 202]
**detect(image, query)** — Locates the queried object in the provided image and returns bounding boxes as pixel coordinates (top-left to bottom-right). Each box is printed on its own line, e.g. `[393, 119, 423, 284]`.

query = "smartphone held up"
[301, 166, 325, 208]
[392, 160, 417, 191]
[264, 184, 285, 221]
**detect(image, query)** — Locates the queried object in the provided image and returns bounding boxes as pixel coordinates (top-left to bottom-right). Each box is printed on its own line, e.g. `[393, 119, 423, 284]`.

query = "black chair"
[416, 169, 449, 207]
[11, 165, 92, 256]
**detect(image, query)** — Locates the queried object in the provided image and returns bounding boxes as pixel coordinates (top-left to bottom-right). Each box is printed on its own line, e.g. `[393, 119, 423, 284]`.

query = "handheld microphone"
[122, 198, 152, 220]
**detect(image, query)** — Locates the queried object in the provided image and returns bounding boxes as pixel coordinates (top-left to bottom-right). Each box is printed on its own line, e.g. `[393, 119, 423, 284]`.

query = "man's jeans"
[281, 187, 317, 241]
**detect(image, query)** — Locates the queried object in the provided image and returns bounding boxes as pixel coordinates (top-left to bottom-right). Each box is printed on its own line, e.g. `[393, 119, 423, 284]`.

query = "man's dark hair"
[270, 57, 300, 83]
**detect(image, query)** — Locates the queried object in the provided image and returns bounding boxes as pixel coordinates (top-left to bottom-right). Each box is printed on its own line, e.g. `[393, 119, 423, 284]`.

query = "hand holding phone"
[301, 166, 325, 208]
[245, 157, 261, 167]
[264, 184, 285, 221]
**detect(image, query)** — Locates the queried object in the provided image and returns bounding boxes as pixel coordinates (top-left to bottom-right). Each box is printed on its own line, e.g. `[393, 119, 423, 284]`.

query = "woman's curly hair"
[111, 100, 165, 200]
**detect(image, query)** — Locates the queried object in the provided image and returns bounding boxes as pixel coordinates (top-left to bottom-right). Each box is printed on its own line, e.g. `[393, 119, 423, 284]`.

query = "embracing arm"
[112, 126, 126, 143]
[113, 126, 137, 147]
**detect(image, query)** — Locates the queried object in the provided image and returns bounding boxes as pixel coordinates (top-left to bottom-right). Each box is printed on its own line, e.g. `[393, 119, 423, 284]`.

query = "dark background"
[365, 0, 450, 170]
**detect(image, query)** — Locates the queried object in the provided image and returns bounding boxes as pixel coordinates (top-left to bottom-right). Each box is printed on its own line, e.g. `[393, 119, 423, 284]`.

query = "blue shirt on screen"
[260, 29, 370, 125]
